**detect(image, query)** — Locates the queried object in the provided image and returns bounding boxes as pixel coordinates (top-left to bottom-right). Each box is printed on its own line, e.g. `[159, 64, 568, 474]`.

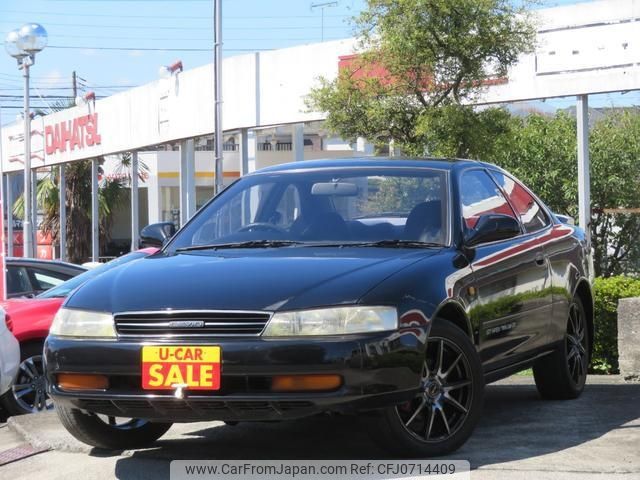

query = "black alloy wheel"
[366, 321, 484, 457]
[396, 336, 473, 443]
[533, 295, 589, 400]
[1, 344, 53, 416]
[566, 301, 588, 386]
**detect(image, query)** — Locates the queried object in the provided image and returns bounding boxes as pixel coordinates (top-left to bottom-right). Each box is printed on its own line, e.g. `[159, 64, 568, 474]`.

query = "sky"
[0, 0, 609, 117]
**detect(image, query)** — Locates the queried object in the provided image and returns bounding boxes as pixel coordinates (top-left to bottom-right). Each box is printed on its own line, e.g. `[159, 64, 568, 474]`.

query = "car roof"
[6, 257, 86, 271]
[251, 157, 495, 175]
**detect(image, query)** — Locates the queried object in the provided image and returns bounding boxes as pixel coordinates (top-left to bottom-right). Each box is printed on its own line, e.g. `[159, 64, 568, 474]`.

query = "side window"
[460, 170, 517, 230]
[490, 171, 550, 233]
[6, 266, 33, 296]
[271, 185, 301, 229]
[28, 268, 72, 291]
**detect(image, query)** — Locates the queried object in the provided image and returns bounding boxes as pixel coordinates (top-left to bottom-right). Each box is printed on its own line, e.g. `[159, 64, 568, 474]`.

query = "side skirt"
[483, 346, 559, 384]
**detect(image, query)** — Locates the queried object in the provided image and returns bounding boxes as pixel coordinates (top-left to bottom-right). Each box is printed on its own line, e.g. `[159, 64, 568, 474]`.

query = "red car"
[0, 248, 158, 416]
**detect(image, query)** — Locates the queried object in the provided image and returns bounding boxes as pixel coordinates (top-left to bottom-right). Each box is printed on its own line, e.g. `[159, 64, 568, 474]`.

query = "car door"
[460, 169, 552, 368]
[489, 170, 563, 347]
[6, 265, 35, 298]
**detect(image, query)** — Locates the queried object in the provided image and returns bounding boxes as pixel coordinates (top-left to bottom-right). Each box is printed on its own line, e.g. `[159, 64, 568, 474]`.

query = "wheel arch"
[574, 279, 594, 360]
[432, 301, 474, 343]
[17, 338, 46, 360]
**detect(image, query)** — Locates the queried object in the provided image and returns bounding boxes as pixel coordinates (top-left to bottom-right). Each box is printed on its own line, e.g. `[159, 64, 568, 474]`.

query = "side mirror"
[555, 213, 575, 226]
[465, 214, 521, 246]
[139, 222, 177, 248]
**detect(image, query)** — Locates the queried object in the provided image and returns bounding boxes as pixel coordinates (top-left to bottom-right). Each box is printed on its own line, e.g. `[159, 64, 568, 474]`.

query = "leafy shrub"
[592, 276, 640, 374]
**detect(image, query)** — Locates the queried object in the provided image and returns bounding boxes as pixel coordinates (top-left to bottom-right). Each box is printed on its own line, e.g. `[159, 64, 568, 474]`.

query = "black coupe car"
[45, 159, 593, 456]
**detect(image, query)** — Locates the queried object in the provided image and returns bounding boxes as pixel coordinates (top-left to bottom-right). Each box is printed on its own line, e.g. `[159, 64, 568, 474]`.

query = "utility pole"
[72, 70, 77, 98]
[213, 0, 224, 195]
[311, 1, 338, 42]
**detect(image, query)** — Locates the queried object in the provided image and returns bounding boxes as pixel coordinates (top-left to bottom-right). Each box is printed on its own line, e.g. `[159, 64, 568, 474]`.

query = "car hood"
[65, 247, 442, 313]
[1, 297, 64, 317]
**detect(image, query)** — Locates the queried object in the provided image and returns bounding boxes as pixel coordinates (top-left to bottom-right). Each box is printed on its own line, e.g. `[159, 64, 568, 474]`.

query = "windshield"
[37, 251, 149, 299]
[167, 167, 449, 252]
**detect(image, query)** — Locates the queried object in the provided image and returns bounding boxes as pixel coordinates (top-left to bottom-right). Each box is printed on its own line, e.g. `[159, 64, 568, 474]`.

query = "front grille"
[114, 310, 272, 337]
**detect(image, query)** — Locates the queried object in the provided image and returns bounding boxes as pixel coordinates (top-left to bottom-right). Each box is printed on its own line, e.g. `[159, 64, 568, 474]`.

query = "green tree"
[307, 0, 536, 156]
[492, 110, 640, 277]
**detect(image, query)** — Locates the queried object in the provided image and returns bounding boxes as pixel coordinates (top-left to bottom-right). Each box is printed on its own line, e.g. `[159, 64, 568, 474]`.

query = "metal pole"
[179, 140, 188, 227]
[91, 158, 99, 262]
[22, 61, 33, 258]
[577, 95, 591, 248]
[130, 151, 139, 251]
[292, 123, 304, 162]
[214, 0, 224, 195]
[0, 110, 5, 300]
[6, 174, 13, 257]
[185, 139, 196, 219]
[59, 164, 66, 260]
[239, 128, 249, 176]
[31, 169, 37, 255]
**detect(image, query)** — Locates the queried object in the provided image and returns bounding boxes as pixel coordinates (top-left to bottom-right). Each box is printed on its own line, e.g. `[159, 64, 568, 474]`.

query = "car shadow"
[110, 381, 640, 479]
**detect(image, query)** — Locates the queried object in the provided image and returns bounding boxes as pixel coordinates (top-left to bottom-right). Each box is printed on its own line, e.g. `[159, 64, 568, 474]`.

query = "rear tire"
[365, 321, 484, 457]
[533, 295, 589, 400]
[55, 403, 172, 450]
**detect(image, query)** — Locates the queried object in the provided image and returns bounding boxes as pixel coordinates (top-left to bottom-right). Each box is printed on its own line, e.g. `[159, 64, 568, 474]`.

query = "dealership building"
[1, 0, 639, 260]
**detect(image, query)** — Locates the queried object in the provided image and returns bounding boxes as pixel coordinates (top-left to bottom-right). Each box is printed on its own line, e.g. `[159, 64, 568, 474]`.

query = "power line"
[0, 21, 348, 31]
[16, 33, 345, 42]
[0, 85, 136, 91]
[48, 45, 272, 52]
[0, 9, 352, 20]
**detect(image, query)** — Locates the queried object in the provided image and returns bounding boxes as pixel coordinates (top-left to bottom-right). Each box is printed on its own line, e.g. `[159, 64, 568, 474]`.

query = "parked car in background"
[6, 258, 86, 299]
[45, 159, 593, 456]
[0, 249, 158, 416]
[0, 308, 20, 400]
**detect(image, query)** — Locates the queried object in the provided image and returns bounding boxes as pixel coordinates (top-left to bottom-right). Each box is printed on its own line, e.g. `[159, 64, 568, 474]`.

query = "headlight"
[262, 306, 397, 337]
[49, 308, 115, 338]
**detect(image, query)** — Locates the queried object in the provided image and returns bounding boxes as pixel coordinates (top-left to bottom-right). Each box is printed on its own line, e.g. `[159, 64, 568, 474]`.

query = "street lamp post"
[4, 23, 47, 259]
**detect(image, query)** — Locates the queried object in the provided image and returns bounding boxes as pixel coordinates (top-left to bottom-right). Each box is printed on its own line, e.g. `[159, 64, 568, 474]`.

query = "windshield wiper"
[344, 239, 443, 248]
[175, 240, 304, 252]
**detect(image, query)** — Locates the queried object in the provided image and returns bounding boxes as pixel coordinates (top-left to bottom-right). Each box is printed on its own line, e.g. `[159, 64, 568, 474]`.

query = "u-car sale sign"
[141, 346, 221, 390]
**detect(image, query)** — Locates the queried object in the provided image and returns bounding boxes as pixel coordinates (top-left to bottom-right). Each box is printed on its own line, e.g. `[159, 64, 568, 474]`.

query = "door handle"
[535, 252, 546, 266]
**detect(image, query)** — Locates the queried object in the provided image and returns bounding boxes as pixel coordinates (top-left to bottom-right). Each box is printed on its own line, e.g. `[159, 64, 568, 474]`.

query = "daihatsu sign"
[44, 113, 102, 155]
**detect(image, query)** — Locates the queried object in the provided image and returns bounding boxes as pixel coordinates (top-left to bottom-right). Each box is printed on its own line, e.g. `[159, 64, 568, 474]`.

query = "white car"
[0, 307, 20, 397]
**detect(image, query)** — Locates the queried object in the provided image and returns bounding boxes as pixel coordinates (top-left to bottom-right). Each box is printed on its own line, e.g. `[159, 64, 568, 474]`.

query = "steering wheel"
[237, 222, 287, 234]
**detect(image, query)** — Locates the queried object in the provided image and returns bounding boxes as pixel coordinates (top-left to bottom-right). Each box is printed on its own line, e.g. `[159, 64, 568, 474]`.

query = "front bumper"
[44, 330, 426, 422]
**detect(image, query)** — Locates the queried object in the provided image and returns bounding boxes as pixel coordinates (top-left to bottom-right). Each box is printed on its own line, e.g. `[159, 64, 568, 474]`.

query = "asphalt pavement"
[0, 376, 638, 479]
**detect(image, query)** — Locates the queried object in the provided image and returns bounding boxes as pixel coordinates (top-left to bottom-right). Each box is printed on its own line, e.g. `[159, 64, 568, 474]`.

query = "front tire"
[55, 403, 172, 450]
[366, 321, 484, 457]
[533, 295, 589, 400]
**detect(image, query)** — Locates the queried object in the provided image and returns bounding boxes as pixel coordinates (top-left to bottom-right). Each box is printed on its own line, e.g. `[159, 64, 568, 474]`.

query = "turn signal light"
[271, 374, 342, 392]
[57, 374, 109, 391]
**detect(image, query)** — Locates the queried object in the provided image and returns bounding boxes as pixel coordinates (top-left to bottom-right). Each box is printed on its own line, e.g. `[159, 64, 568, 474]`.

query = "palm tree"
[14, 156, 147, 263]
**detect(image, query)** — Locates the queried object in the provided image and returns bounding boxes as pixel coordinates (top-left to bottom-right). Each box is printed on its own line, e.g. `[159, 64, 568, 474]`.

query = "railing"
[194, 142, 238, 152]
[258, 142, 292, 151]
